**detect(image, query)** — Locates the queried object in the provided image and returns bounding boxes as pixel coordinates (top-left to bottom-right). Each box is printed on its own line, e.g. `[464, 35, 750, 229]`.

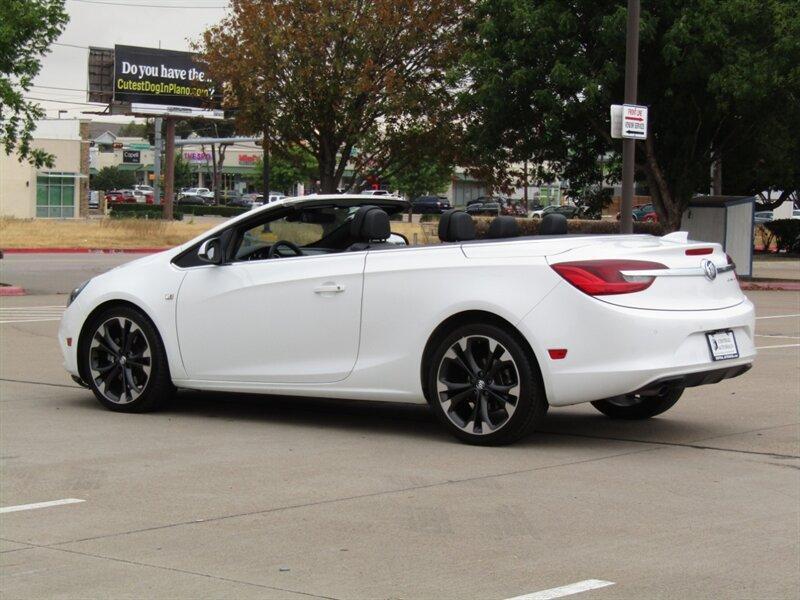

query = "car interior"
[173, 202, 570, 268]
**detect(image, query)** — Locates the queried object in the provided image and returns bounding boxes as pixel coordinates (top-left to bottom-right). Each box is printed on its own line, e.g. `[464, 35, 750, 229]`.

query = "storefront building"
[0, 119, 90, 219]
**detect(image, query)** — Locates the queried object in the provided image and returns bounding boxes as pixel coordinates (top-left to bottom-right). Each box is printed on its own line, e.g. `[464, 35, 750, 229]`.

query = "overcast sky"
[33, 0, 229, 123]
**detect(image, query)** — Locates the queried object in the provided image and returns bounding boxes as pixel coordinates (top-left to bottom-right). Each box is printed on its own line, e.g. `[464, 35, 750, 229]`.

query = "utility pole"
[153, 117, 162, 205]
[164, 118, 176, 221]
[620, 0, 640, 234]
[261, 128, 270, 196]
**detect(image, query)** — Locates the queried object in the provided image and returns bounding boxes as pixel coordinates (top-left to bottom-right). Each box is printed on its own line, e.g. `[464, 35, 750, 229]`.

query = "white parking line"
[755, 334, 800, 339]
[756, 313, 800, 320]
[0, 498, 85, 514]
[506, 580, 615, 600]
[755, 344, 800, 350]
[0, 306, 65, 324]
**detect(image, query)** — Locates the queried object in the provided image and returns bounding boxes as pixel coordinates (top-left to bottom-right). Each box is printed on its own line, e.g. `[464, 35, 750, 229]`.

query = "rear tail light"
[551, 260, 667, 295]
[685, 247, 713, 256]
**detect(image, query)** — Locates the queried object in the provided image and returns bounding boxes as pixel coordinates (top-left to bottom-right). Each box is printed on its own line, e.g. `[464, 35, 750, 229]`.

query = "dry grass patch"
[0, 217, 215, 249]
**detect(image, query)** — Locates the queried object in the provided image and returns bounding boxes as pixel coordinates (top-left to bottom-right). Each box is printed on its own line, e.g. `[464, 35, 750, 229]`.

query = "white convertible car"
[59, 194, 755, 444]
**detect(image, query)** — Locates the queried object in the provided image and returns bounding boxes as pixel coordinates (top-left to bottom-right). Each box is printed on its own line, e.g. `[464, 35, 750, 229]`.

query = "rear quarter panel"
[350, 244, 563, 402]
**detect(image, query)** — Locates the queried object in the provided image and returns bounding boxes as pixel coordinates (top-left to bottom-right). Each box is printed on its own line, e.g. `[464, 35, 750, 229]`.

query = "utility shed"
[680, 196, 754, 277]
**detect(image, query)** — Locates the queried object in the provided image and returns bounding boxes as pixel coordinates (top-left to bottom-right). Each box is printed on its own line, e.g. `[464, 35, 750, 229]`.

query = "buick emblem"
[701, 259, 717, 281]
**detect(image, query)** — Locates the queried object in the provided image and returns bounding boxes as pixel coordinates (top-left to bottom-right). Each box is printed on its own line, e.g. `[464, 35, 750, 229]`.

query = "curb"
[0, 285, 27, 296]
[740, 280, 800, 292]
[1, 247, 168, 254]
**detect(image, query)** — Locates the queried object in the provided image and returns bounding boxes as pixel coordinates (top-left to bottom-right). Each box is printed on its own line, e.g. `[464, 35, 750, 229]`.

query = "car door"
[176, 252, 366, 384]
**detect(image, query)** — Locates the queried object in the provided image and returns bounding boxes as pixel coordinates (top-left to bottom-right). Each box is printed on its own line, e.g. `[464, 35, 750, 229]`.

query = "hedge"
[470, 217, 665, 238]
[109, 206, 183, 221]
[110, 203, 248, 219]
[763, 219, 800, 253]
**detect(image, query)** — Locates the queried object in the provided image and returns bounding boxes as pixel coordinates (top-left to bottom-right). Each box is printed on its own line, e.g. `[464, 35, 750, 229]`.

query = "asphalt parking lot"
[1, 257, 798, 599]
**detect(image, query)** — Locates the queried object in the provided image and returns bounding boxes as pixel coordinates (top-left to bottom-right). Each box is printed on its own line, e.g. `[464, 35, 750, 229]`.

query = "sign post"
[164, 118, 176, 221]
[620, 0, 641, 234]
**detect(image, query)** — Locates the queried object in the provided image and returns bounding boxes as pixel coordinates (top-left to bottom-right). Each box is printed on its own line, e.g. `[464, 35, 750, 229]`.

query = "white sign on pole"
[130, 103, 224, 120]
[610, 104, 623, 139]
[622, 104, 648, 139]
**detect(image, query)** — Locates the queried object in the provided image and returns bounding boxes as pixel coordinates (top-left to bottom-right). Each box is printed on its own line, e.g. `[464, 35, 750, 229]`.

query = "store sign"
[238, 154, 259, 165]
[114, 45, 220, 118]
[184, 151, 211, 163]
[122, 150, 141, 163]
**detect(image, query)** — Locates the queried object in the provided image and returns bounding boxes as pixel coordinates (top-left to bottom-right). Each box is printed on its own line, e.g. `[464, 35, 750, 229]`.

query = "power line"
[31, 84, 88, 93]
[24, 96, 106, 106]
[68, 0, 227, 8]
[51, 41, 89, 50]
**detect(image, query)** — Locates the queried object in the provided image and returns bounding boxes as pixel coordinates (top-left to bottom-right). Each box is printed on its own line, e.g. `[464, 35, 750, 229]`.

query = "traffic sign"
[622, 104, 647, 139]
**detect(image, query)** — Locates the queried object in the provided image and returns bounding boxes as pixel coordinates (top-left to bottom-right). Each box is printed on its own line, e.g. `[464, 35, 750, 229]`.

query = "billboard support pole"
[153, 117, 162, 205]
[620, 0, 639, 234]
[164, 117, 176, 221]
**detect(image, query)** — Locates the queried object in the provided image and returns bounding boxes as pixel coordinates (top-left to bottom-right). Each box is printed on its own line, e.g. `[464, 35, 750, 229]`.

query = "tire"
[81, 305, 174, 412]
[591, 387, 684, 420]
[426, 323, 547, 445]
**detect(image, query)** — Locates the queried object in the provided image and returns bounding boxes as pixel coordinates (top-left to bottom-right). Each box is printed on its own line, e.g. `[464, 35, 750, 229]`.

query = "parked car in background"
[251, 192, 287, 207]
[497, 197, 527, 217]
[615, 203, 655, 221]
[176, 193, 214, 206]
[219, 190, 242, 204]
[179, 188, 211, 200]
[105, 190, 136, 205]
[133, 184, 154, 195]
[754, 211, 774, 224]
[792, 209, 800, 220]
[361, 189, 392, 196]
[466, 197, 501, 216]
[531, 204, 580, 219]
[411, 195, 451, 214]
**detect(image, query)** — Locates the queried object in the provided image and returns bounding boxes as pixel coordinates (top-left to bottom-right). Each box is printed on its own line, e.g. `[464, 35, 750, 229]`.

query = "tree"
[91, 166, 136, 191]
[199, 0, 466, 193]
[118, 120, 149, 139]
[459, 0, 800, 230]
[0, 0, 69, 167]
[246, 147, 316, 193]
[173, 153, 195, 190]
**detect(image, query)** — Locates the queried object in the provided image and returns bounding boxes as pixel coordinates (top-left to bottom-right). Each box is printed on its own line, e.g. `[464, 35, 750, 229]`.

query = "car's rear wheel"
[591, 387, 684, 419]
[426, 323, 547, 445]
[83, 306, 173, 412]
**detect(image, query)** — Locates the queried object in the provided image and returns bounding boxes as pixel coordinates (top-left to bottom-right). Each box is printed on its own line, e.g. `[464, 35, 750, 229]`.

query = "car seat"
[438, 209, 476, 242]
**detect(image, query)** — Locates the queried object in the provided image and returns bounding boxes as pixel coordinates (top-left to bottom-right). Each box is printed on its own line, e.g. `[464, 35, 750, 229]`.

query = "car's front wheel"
[591, 387, 684, 419]
[82, 305, 174, 412]
[426, 323, 547, 445]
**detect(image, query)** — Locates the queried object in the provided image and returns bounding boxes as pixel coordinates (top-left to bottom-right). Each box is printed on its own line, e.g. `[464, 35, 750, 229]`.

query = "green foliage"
[459, 0, 800, 230]
[764, 219, 800, 253]
[91, 166, 136, 191]
[0, 0, 69, 167]
[247, 147, 317, 193]
[386, 156, 453, 201]
[173, 153, 194, 190]
[118, 120, 149, 139]
[178, 205, 248, 218]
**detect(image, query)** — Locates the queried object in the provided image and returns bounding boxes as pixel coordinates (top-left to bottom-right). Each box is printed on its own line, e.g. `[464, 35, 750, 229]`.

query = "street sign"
[622, 104, 647, 139]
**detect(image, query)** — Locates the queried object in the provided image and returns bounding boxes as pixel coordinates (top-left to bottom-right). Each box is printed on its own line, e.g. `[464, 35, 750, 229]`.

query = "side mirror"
[198, 238, 223, 265]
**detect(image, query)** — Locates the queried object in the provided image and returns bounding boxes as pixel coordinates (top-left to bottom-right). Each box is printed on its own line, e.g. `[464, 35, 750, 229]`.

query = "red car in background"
[104, 190, 136, 205]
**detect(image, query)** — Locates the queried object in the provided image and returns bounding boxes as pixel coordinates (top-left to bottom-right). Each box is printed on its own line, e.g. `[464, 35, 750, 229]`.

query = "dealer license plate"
[706, 330, 739, 361]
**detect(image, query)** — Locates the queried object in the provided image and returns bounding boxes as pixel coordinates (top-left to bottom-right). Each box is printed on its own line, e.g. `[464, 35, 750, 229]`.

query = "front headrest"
[487, 216, 519, 239]
[438, 209, 475, 242]
[351, 205, 390, 241]
[539, 213, 568, 235]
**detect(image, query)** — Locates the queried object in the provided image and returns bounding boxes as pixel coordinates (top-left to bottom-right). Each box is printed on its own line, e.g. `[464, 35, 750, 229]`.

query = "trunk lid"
[545, 233, 743, 311]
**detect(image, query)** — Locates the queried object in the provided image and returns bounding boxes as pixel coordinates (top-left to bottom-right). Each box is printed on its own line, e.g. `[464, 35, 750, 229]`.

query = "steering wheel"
[267, 240, 303, 259]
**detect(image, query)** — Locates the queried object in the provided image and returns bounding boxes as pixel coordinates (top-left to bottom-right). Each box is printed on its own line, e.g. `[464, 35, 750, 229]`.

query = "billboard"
[113, 45, 222, 119]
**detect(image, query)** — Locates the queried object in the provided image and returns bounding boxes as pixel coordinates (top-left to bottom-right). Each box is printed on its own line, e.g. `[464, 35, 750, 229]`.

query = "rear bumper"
[631, 363, 751, 396]
[519, 282, 756, 406]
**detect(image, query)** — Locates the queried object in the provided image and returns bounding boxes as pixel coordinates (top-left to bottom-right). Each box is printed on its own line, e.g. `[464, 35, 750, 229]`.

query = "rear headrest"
[487, 216, 519, 239]
[438, 209, 475, 242]
[351, 205, 390, 241]
[539, 213, 568, 235]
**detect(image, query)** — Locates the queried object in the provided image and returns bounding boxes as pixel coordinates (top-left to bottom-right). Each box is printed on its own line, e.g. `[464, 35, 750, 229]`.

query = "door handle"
[313, 283, 345, 294]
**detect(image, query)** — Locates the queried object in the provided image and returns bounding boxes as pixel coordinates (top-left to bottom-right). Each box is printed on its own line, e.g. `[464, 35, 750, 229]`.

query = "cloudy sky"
[32, 0, 229, 122]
